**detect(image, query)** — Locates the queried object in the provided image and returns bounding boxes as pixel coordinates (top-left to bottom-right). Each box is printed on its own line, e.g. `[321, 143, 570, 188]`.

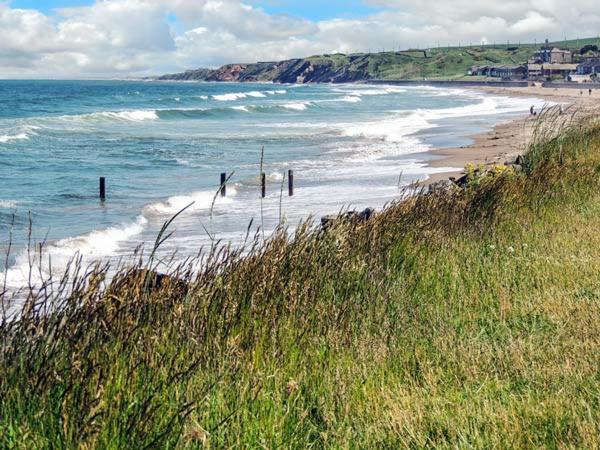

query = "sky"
[1, 0, 599, 78]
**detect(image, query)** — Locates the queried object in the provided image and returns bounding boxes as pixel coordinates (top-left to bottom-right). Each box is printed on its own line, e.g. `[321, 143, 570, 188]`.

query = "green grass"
[1, 115, 600, 448]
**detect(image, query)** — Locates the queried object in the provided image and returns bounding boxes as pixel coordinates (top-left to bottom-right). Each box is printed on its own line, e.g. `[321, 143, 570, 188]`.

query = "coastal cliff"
[157, 47, 527, 83]
[157, 37, 598, 84]
[159, 53, 378, 83]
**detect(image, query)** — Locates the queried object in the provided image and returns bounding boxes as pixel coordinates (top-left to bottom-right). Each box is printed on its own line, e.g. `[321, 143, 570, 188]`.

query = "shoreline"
[422, 86, 600, 185]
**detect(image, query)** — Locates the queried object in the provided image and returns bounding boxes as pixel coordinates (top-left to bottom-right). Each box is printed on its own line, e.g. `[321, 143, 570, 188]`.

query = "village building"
[530, 46, 572, 64]
[528, 63, 578, 80]
[550, 48, 572, 64]
[468, 65, 526, 79]
[576, 59, 600, 76]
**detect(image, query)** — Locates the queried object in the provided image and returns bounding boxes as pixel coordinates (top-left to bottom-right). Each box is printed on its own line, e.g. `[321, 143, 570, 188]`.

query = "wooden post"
[288, 170, 294, 196]
[261, 173, 266, 198]
[220, 172, 226, 197]
[99, 177, 106, 201]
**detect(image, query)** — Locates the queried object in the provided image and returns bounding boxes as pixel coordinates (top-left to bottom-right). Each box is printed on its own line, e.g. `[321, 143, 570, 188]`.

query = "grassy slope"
[163, 37, 600, 81]
[334, 37, 600, 80]
[1, 117, 600, 448]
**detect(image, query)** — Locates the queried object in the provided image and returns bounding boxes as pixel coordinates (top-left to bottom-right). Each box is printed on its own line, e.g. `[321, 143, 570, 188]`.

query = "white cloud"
[0, 0, 598, 78]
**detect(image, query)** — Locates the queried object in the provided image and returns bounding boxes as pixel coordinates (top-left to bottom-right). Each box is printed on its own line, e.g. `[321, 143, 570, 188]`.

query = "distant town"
[468, 39, 600, 83]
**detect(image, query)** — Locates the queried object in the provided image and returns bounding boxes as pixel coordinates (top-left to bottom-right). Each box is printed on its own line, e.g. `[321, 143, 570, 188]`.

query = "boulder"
[428, 179, 456, 193]
[515, 155, 526, 166]
[511, 164, 523, 172]
[321, 207, 375, 230]
[110, 268, 189, 296]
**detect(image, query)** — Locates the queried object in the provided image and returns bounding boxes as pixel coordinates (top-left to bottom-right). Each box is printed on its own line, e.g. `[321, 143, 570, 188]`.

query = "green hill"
[159, 37, 600, 83]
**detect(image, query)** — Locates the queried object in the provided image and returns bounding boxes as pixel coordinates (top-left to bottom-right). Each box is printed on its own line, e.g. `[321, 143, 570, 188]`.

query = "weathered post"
[220, 172, 226, 197]
[261, 173, 266, 198]
[99, 177, 106, 201]
[288, 170, 294, 196]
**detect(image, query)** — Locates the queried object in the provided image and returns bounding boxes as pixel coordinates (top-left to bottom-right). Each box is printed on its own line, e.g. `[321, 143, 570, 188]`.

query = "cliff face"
[157, 44, 553, 83]
[158, 55, 374, 84]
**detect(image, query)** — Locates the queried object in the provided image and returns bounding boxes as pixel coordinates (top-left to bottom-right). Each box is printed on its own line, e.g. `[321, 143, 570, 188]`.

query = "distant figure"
[559, 105, 563, 115]
[530, 105, 534, 116]
[590, 88, 593, 96]
[580, 90, 583, 96]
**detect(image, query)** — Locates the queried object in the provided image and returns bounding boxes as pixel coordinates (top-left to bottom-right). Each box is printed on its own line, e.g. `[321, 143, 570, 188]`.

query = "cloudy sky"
[1, 0, 599, 78]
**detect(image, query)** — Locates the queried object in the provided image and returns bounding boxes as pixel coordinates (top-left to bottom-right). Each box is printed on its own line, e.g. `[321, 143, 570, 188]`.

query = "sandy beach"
[425, 86, 600, 185]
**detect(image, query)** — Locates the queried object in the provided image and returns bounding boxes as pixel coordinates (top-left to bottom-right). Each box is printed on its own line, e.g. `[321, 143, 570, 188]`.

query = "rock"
[453, 174, 470, 187]
[511, 164, 523, 172]
[515, 155, 526, 166]
[428, 180, 455, 193]
[321, 215, 337, 229]
[357, 207, 374, 221]
[110, 268, 189, 296]
[321, 208, 375, 230]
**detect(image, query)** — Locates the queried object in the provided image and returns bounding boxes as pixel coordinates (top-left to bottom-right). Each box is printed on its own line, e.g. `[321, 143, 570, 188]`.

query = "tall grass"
[1, 114, 600, 448]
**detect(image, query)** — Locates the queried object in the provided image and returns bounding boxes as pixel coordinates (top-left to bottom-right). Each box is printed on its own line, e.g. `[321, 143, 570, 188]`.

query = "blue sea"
[0, 80, 546, 290]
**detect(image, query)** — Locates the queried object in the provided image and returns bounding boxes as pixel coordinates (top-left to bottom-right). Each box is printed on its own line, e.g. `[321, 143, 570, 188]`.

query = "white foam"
[0, 133, 29, 143]
[60, 110, 159, 123]
[282, 102, 311, 111]
[340, 96, 362, 103]
[213, 92, 246, 101]
[333, 86, 407, 96]
[246, 91, 266, 98]
[231, 105, 249, 112]
[264, 89, 287, 95]
[107, 110, 159, 121]
[213, 91, 265, 101]
[342, 111, 432, 144]
[145, 187, 237, 216]
[0, 215, 148, 291]
[0, 200, 18, 208]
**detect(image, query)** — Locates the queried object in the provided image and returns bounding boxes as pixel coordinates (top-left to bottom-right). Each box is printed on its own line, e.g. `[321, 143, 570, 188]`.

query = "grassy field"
[326, 37, 600, 80]
[1, 112, 600, 448]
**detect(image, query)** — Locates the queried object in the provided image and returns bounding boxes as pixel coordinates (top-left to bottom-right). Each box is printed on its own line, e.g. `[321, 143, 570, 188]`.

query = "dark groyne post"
[288, 170, 294, 196]
[99, 177, 106, 201]
[261, 173, 266, 198]
[220, 172, 226, 197]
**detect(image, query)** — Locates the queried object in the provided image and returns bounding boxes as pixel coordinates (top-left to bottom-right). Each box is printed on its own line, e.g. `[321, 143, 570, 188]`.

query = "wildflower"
[489, 244, 496, 250]
[507, 246, 515, 253]
[286, 380, 299, 395]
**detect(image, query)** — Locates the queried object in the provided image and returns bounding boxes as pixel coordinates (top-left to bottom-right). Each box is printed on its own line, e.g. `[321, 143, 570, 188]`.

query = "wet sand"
[424, 85, 600, 185]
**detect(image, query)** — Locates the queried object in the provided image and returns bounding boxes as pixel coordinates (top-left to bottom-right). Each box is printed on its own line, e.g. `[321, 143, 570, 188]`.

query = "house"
[528, 63, 578, 79]
[531, 47, 572, 64]
[550, 48, 572, 64]
[488, 65, 527, 79]
[468, 65, 490, 76]
[527, 64, 543, 78]
[468, 65, 526, 79]
[576, 59, 600, 76]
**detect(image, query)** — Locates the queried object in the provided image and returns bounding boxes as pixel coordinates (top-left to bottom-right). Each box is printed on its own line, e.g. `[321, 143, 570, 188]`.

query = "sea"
[0, 80, 547, 291]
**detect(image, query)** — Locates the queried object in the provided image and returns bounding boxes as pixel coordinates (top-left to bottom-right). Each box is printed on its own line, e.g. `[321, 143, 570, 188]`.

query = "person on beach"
[530, 105, 534, 116]
[590, 88, 593, 96]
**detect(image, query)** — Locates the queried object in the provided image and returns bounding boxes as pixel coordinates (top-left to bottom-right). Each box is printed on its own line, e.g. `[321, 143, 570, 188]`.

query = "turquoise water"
[0, 80, 546, 290]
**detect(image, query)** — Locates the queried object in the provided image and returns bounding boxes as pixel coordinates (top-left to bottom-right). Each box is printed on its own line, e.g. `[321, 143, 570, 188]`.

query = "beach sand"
[424, 86, 600, 185]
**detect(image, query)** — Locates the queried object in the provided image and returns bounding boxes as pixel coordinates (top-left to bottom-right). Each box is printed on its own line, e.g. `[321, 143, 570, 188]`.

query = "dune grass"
[1, 114, 600, 448]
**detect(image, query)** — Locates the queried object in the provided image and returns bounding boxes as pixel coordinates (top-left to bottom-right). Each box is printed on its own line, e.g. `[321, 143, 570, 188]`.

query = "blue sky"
[251, 0, 380, 21]
[12, 0, 92, 13]
[12, 0, 380, 21]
